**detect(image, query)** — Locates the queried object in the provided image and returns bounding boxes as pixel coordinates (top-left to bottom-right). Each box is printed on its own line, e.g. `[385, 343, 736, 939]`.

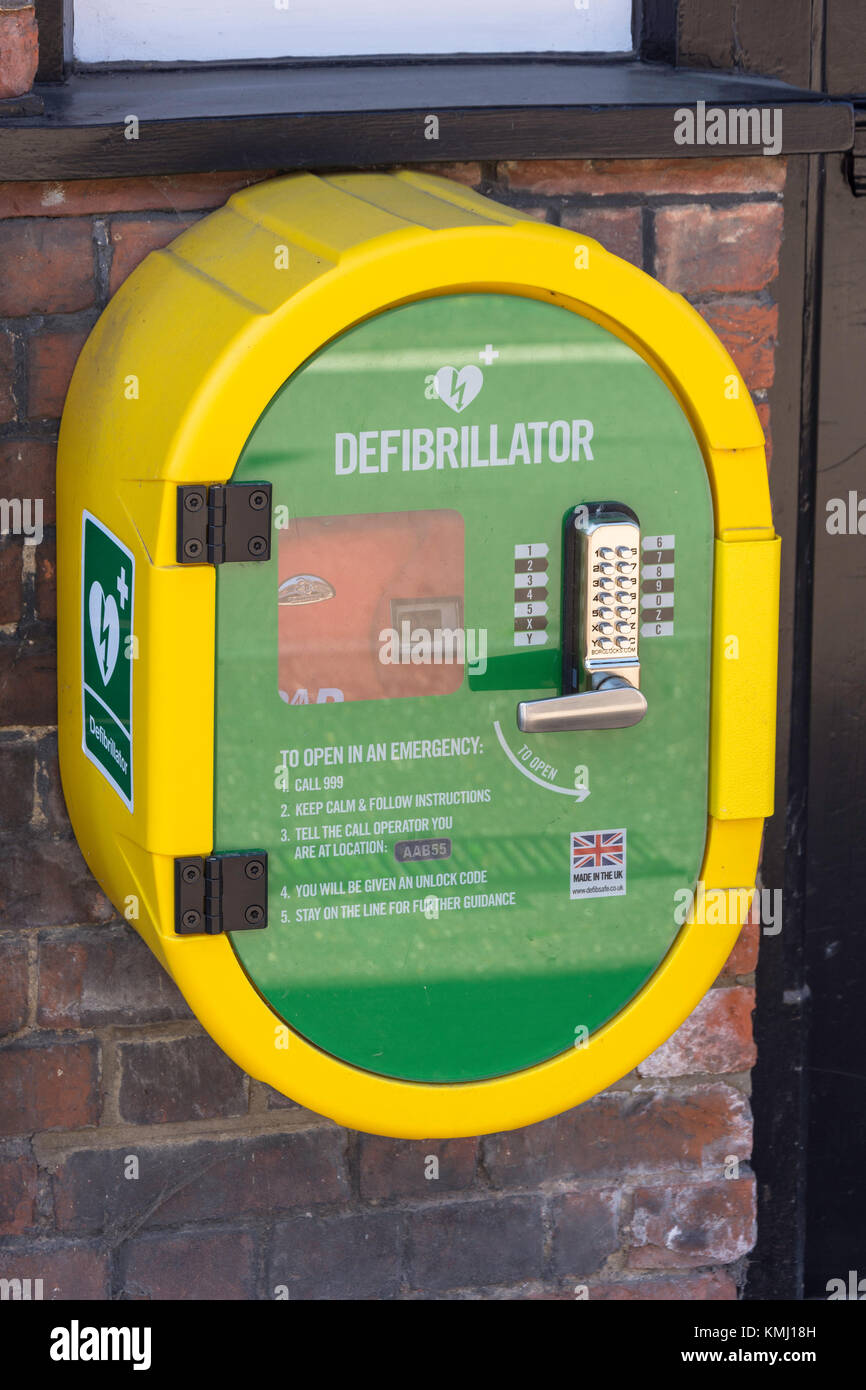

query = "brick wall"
[0, 158, 781, 1300]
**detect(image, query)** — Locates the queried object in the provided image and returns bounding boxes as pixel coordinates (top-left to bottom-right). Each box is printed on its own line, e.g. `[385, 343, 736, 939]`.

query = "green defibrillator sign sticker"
[81, 511, 134, 809]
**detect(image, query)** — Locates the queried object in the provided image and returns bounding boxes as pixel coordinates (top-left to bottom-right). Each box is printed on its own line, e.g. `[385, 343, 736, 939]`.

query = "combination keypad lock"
[517, 502, 648, 733]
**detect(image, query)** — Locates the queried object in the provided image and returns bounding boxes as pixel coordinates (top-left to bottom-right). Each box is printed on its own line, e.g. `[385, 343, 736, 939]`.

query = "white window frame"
[71, 0, 636, 66]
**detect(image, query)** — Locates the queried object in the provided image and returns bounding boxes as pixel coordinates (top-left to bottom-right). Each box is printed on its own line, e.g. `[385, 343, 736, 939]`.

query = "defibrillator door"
[213, 291, 713, 1084]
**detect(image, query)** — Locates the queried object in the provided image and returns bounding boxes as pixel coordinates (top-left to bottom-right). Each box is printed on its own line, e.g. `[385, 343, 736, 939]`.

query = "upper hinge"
[174, 852, 268, 935]
[177, 483, 272, 564]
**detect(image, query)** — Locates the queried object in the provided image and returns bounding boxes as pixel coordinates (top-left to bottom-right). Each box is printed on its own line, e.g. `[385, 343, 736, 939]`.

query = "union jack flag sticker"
[570, 828, 627, 899]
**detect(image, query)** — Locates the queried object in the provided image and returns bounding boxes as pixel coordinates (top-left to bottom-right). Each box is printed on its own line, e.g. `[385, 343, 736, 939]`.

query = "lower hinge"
[177, 483, 272, 565]
[174, 852, 268, 935]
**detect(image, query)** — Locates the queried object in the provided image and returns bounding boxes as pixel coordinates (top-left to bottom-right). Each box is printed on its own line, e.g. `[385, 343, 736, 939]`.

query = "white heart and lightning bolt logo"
[434, 364, 484, 413]
[88, 581, 120, 685]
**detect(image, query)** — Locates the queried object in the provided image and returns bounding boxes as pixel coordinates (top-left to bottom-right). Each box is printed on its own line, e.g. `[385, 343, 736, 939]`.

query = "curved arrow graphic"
[493, 720, 590, 800]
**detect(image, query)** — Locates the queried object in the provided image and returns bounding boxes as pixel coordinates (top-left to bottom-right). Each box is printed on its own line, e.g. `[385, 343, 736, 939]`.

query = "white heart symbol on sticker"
[88, 581, 120, 685]
[434, 364, 483, 413]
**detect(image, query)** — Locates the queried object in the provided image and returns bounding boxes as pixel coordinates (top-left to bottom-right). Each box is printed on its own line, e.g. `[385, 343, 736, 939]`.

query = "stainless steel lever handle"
[517, 676, 647, 734]
[518, 502, 646, 735]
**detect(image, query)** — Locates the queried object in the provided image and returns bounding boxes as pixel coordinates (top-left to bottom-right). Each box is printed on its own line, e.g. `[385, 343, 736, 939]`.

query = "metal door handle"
[517, 502, 647, 735]
[517, 676, 647, 733]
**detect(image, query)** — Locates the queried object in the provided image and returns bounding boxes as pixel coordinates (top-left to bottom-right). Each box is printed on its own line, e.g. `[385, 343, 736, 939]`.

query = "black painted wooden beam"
[0, 60, 853, 181]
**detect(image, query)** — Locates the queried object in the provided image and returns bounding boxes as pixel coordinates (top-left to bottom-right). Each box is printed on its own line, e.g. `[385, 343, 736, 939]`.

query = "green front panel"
[214, 293, 713, 1083]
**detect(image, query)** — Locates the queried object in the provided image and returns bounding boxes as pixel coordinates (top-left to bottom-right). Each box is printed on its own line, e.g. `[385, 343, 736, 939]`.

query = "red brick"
[519, 1290, 586, 1301]
[0, 1039, 99, 1136]
[109, 215, 204, 295]
[38, 926, 189, 1029]
[654, 204, 783, 294]
[697, 298, 777, 391]
[0, 539, 22, 625]
[54, 1130, 349, 1234]
[628, 1176, 756, 1268]
[0, 439, 56, 523]
[35, 535, 55, 622]
[637, 987, 756, 1077]
[0, 7, 38, 101]
[483, 1085, 752, 1184]
[265, 1084, 301, 1110]
[721, 918, 760, 977]
[407, 1197, 544, 1293]
[0, 220, 95, 316]
[0, 329, 16, 423]
[0, 740, 35, 829]
[119, 1227, 256, 1300]
[403, 162, 483, 188]
[271, 1208, 403, 1300]
[32, 734, 70, 833]
[560, 205, 643, 268]
[511, 205, 551, 223]
[359, 1135, 477, 1199]
[0, 170, 276, 219]
[589, 1271, 738, 1300]
[0, 938, 29, 1033]
[462, 198, 547, 224]
[0, 641, 56, 726]
[550, 1190, 620, 1276]
[27, 330, 89, 419]
[117, 1034, 247, 1124]
[525, 1289, 606, 1300]
[755, 402, 773, 467]
[498, 158, 786, 197]
[0, 1147, 38, 1234]
[0, 1244, 108, 1299]
[0, 835, 113, 927]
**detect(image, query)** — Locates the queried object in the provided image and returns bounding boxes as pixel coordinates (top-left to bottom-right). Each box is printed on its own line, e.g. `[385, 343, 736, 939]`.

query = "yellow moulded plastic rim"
[57, 171, 779, 1137]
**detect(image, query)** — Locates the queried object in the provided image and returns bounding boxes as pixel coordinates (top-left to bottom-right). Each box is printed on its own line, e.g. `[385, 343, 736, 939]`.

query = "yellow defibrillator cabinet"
[58, 172, 779, 1137]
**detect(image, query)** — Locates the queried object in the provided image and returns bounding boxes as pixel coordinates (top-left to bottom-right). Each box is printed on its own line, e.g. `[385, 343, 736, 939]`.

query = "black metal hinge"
[174, 852, 268, 935]
[177, 483, 272, 564]
[848, 109, 866, 195]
